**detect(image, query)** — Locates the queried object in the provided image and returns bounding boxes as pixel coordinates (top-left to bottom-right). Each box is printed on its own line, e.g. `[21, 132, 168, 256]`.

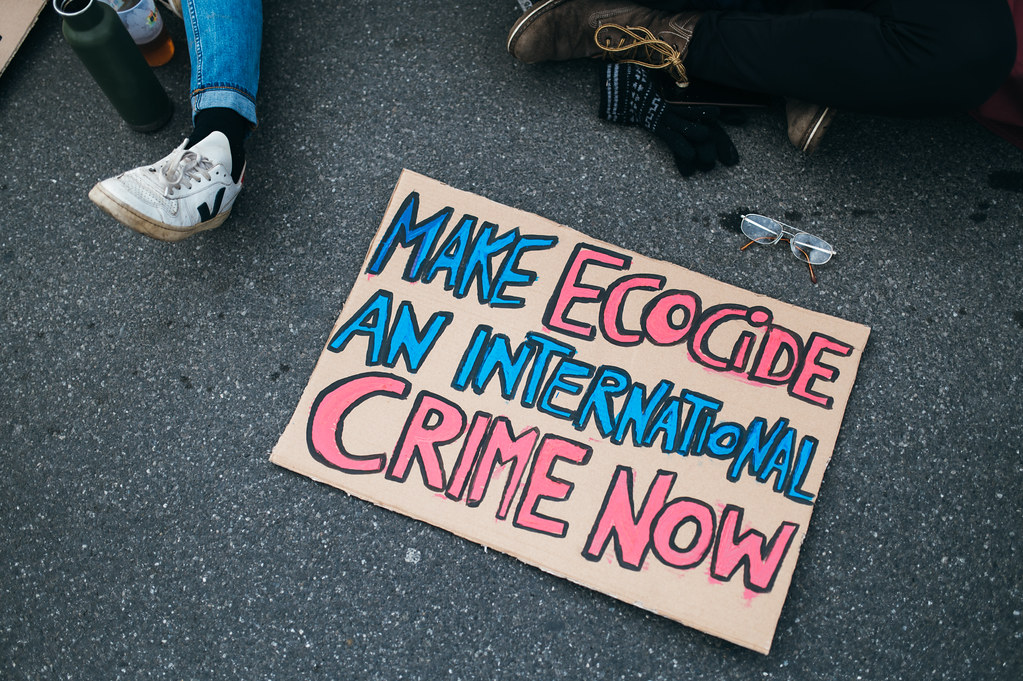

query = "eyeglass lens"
[789, 233, 834, 265]
[740, 215, 783, 243]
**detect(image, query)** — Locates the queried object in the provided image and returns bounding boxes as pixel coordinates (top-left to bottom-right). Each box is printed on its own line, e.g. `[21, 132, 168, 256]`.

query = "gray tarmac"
[1, 1, 1022, 679]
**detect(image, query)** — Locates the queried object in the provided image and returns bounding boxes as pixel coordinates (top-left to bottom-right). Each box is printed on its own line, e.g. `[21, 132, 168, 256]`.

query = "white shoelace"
[156, 142, 214, 197]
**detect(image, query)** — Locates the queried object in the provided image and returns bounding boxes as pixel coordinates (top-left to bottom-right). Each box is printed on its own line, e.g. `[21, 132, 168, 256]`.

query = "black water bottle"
[54, 0, 173, 132]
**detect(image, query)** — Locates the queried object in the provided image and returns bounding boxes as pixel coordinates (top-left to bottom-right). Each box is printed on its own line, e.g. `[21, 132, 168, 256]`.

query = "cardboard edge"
[268, 453, 777, 655]
[0, 1, 48, 79]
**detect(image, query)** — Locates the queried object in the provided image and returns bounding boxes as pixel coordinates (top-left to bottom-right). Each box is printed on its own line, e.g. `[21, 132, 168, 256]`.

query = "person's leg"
[637, 0, 777, 9]
[684, 0, 1017, 115]
[89, 0, 264, 241]
[512, 0, 1015, 115]
[183, 0, 262, 182]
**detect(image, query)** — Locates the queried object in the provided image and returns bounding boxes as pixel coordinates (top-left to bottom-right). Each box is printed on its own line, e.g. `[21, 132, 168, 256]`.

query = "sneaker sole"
[507, 0, 573, 58]
[88, 183, 231, 242]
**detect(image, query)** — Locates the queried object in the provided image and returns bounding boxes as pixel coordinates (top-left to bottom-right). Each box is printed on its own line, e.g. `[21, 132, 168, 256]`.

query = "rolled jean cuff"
[190, 86, 258, 127]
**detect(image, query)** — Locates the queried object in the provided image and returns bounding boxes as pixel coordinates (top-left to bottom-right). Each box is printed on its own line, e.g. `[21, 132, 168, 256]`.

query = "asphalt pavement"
[1, 1, 1021, 679]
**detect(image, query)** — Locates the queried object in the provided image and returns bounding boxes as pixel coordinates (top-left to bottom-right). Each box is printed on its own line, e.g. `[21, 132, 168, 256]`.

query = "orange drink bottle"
[103, 0, 175, 67]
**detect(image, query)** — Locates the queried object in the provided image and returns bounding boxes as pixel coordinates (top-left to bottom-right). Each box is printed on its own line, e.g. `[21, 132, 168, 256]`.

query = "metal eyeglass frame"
[739, 214, 836, 284]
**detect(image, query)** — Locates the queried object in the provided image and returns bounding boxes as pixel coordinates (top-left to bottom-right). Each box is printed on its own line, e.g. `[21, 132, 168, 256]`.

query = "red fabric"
[971, 0, 1023, 149]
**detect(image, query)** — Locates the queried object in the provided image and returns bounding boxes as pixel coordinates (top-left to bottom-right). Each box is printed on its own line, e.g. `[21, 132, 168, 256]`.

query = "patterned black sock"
[188, 108, 249, 183]
[599, 63, 668, 133]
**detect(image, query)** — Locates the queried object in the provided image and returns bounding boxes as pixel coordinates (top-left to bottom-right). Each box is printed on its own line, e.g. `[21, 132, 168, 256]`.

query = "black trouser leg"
[641, 0, 1016, 115]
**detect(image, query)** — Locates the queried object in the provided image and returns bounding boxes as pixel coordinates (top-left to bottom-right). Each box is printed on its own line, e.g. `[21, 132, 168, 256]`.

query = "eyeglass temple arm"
[791, 242, 820, 285]
[742, 237, 819, 284]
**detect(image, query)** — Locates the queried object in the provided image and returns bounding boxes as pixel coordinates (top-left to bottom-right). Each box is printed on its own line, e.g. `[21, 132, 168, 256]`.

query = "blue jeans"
[182, 0, 262, 126]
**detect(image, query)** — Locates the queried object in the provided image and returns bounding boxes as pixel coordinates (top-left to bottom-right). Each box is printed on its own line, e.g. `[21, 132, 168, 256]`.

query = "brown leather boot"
[507, 0, 701, 87]
[786, 99, 835, 154]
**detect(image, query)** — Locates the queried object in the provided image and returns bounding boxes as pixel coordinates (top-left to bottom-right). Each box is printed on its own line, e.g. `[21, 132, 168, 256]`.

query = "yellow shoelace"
[594, 24, 690, 87]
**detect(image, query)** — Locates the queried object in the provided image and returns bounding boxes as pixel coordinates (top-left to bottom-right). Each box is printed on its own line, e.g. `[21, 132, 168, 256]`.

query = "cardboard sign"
[0, 0, 47, 79]
[271, 170, 870, 654]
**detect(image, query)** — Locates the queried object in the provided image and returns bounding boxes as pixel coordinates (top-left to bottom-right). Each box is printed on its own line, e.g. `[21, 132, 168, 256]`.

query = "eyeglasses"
[740, 214, 835, 284]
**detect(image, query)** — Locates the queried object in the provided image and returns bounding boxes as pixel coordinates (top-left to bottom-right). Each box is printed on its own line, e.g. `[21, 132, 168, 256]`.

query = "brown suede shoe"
[786, 99, 835, 154]
[507, 0, 701, 86]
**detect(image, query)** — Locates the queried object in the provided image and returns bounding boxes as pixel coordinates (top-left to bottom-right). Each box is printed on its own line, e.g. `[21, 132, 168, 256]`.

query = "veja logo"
[197, 188, 226, 222]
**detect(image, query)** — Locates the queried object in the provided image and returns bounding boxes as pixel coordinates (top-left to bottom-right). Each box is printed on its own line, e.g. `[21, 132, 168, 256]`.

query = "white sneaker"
[89, 132, 244, 242]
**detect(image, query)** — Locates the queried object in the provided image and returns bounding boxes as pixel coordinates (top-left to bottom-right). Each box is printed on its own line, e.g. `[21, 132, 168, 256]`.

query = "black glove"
[599, 63, 740, 177]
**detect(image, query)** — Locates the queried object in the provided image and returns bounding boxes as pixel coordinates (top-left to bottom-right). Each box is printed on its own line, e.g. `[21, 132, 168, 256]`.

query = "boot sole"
[507, 0, 574, 59]
[88, 183, 231, 243]
[798, 106, 833, 154]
